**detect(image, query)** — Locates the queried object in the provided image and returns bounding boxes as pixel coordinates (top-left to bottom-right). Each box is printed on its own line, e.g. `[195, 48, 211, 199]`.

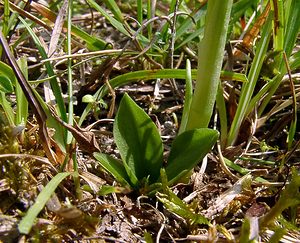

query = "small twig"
[41, 49, 127, 63]
[156, 212, 166, 243]
[104, 77, 115, 118]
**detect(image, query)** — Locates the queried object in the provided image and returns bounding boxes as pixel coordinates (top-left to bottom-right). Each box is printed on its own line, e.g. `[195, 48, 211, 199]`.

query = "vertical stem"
[137, 0, 143, 24]
[179, 59, 193, 134]
[67, 0, 73, 144]
[67, 0, 81, 199]
[186, 0, 233, 130]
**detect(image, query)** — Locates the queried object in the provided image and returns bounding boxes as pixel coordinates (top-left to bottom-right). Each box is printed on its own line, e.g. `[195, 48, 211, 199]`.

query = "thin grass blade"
[15, 57, 28, 126]
[18, 172, 71, 234]
[48, 0, 68, 57]
[179, 59, 193, 134]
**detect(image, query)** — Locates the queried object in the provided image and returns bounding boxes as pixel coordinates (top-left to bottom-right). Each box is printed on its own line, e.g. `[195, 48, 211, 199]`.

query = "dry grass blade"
[48, 0, 68, 57]
[234, 3, 270, 58]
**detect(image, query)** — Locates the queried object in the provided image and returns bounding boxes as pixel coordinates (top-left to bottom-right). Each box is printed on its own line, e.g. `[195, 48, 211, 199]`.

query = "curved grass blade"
[103, 0, 124, 22]
[99, 69, 247, 98]
[18, 172, 71, 234]
[0, 61, 17, 88]
[79, 69, 247, 125]
[0, 74, 13, 93]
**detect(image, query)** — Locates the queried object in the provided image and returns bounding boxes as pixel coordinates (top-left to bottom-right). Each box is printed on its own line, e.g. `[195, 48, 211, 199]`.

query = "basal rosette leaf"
[166, 128, 218, 184]
[114, 93, 163, 187]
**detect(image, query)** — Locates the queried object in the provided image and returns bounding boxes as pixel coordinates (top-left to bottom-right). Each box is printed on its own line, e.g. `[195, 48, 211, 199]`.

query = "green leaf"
[166, 128, 218, 184]
[157, 188, 210, 226]
[98, 185, 125, 196]
[103, 0, 124, 22]
[0, 61, 16, 92]
[0, 61, 17, 84]
[0, 91, 15, 125]
[114, 93, 163, 186]
[82, 94, 95, 103]
[239, 217, 251, 242]
[93, 152, 131, 187]
[18, 172, 71, 234]
[15, 57, 28, 126]
[0, 75, 13, 93]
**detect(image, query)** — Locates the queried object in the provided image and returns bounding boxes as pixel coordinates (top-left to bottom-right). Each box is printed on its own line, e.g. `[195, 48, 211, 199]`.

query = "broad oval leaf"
[114, 93, 163, 186]
[166, 128, 219, 184]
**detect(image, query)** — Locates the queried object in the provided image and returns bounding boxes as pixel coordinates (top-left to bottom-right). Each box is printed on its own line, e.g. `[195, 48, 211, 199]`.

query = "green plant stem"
[2, 0, 9, 36]
[137, 0, 143, 24]
[67, 0, 73, 145]
[67, 0, 81, 199]
[179, 59, 193, 134]
[186, 0, 233, 130]
[147, 0, 153, 40]
[16, 57, 28, 126]
[216, 83, 227, 147]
